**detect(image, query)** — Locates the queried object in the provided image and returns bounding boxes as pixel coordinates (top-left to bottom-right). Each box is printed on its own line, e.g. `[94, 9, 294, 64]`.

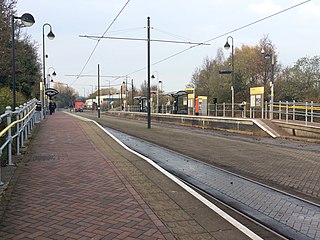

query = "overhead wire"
[105, 27, 144, 36]
[72, 0, 311, 88]
[124, 0, 311, 77]
[152, 28, 197, 42]
[70, 0, 132, 87]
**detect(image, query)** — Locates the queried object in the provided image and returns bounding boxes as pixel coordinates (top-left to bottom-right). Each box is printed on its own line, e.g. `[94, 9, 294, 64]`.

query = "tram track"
[181, 178, 287, 240]
[105, 126, 318, 240]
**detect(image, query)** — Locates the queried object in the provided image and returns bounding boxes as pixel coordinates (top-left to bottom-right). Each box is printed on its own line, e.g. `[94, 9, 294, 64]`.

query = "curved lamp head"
[20, 13, 35, 27]
[47, 31, 55, 40]
[261, 48, 265, 54]
[224, 41, 230, 50]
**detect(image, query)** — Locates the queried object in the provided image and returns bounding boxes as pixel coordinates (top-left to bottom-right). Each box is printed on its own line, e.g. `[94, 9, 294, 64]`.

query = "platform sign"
[186, 88, 195, 115]
[250, 87, 264, 108]
[185, 87, 195, 108]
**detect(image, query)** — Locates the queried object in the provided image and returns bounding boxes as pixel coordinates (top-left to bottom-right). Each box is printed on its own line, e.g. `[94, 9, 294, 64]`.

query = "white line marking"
[66, 112, 263, 240]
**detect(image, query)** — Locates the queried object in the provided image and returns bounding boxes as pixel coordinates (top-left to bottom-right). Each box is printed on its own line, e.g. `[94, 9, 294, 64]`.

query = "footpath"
[0, 111, 262, 240]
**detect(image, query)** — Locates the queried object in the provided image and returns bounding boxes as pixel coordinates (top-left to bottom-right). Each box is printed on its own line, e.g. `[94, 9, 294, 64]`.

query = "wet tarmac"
[106, 127, 320, 240]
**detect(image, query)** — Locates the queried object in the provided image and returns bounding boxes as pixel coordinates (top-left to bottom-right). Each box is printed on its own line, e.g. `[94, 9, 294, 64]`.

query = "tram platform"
[0, 112, 265, 239]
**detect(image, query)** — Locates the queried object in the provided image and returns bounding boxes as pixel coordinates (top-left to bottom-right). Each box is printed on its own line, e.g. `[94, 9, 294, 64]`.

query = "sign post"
[250, 87, 264, 118]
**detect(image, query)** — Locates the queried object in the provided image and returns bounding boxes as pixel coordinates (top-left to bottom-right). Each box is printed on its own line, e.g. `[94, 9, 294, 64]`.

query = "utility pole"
[131, 79, 134, 107]
[79, 16, 208, 128]
[125, 75, 128, 110]
[97, 64, 100, 118]
[147, 17, 151, 128]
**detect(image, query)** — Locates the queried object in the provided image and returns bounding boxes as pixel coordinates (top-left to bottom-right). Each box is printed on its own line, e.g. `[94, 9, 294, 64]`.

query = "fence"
[207, 101, 320, 124]
[0, 99, 39, 185]
[117, 100, 320, 125]
[271, 101, 320, 124]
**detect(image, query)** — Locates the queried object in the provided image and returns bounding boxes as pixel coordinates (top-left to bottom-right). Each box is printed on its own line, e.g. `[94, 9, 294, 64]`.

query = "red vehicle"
[75, 102, 84, 112]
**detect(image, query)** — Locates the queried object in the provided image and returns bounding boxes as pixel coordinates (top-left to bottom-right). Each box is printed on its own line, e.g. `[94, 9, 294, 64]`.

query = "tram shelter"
[171, 90, 188, 114]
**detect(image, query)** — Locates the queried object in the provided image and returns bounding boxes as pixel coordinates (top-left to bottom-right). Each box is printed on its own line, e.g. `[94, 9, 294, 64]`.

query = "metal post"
[97, 64, 100, 118]
[230, 38, 235, 118]
[286, 101, 289, 122]
[15, 107, 21, 155]
[42, 25, 46, 118]
[156, 81, 159, 113]
[244, 103, 247, 118]
[270, 52, 275, 120]
[311, 101, 314, 123]
[223, 103, 226, 117]
[293, 100, 296, 121]
[215, 103, 218, 117]
[6, 107, 13, 166]
[270, 82, 274, 120]
[131, 79, 134, 109]
[125, 76, 128, 111]
[279, 101, 282, 120]
[231, 86, 234, 117]
[42, 23, 54, 118]
[305, 102, 308, 125]
[11, 16, 17, 109]
[26, 103, 30, 135]
[147, 17, 151, 128]
[24, 104, 28, 141]
[120, 85, 123, 110]
[19, 105, 24, 147]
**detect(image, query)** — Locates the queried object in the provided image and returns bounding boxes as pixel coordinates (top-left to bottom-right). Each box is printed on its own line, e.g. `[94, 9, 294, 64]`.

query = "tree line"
[189, 36, 320, 105]
[0, 0, 42, 112]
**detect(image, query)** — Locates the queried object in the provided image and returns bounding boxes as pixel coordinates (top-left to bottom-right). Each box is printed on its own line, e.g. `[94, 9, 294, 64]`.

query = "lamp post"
[151, 71, 160, 113]
[131, 79, 134, 109]
[42, 23, 55, 116]
[224, 36, 235, 118]
[261, 43, 275, 119]
[147, 17, 151, 128]
[47, 67, 56, 88]
[12, 13, 35, 109]
[121, 81, 126, 111]
[97, 64, 100, 118]
[151, 72, 161, 113]
[159, 80, 163, 113]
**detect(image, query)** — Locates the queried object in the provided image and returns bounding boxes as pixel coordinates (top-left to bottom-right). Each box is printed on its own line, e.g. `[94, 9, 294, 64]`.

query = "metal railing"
[271, 101, 320, 124]
[0, 99, 38, 185]
[207, 101, 320, 124]
[108, 100, 320, 125]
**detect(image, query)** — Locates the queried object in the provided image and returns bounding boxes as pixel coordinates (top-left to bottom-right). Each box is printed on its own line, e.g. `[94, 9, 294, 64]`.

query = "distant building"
[85, 94, 122, 109]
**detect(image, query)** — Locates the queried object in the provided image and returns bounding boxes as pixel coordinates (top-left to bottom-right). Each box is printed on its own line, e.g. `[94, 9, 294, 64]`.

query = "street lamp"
[47, 67, 56, 88]
[147, 17, 151, 128]
[121, 81, 126, 110]
[158, 80, 163, 113]
[224, 36, 235, 118]
[151, 72, 160, 113]
[12, 13, 35, 109]
[261, 43, 275, 119]
[42, 23, 55, 116]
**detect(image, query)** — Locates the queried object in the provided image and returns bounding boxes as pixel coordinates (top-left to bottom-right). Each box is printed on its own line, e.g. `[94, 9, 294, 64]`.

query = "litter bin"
[35, 102, 42, 123]
[36, 102, 42, 111]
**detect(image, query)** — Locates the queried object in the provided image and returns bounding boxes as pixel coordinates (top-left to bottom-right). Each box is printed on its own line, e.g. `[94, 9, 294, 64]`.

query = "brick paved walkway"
[0, 113, 174, 240]
[1, 112, 283, 240]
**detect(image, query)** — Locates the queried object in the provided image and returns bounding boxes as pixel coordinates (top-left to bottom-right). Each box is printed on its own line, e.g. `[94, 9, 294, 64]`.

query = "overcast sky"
[16, 0, 319, 96]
